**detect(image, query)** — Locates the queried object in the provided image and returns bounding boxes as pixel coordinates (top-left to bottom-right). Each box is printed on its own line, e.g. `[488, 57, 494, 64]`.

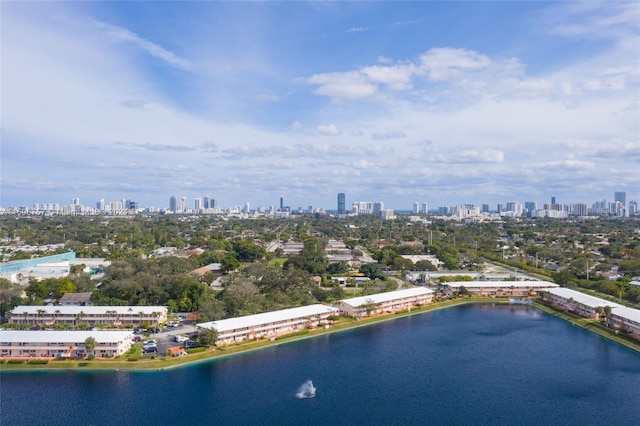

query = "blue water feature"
[2, 304, 639, 426]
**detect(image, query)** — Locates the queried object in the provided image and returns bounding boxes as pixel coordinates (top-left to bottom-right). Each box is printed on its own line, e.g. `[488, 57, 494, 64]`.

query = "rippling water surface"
[2, 304, 640, 426]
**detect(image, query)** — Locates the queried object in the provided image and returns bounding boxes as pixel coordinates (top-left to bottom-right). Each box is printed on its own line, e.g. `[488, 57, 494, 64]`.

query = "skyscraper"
[194, 198, 202, 211]
[614, 192, 626, 206]
[203, 196, 210, 209]
[169, 196, 177, 212]
[337, 193, 346, 215]
[280, 197, 284, 211]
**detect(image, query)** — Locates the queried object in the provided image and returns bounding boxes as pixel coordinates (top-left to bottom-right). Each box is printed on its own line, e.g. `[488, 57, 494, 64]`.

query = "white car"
[173, 335, 189, 343]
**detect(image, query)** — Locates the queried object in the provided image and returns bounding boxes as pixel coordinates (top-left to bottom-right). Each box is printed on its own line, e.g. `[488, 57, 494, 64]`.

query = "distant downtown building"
[337, 193, 346, 215]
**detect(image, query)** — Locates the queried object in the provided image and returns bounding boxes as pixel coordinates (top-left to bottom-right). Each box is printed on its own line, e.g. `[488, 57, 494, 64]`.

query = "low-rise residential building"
[8, 305, 168, 327]
[0, 330, 134, 358]
[59, 292, 94, 306]
[444, 281, 558, 297]
[541, 287, 623, 319]
[542, 287, 640, 341]
[336, 287, 434, 318]
[197, 304, 339, 345]
[609, 306, 640, 339]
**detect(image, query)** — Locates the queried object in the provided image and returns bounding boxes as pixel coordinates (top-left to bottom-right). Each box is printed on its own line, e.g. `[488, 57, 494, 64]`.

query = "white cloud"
[316, 124, 341, 136]
[418, 47, 492, 81]
[95, 20, 194, 71]
[307, 71, 378, 100]
[371, 131, 406, 140]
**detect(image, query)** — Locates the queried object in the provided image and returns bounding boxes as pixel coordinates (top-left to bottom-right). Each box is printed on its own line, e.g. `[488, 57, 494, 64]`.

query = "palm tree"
[36, 309, 46, 326]
[84, 336, 97, 359]
[603, 306, 612, 326]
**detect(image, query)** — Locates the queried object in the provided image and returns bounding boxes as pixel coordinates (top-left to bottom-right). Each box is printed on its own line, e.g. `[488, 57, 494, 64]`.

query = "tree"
[220, 255, 240, 274]
[360, 298, 380, 316]
[198, 327, 219, 347]
[414, 260, 437, 271]
[360, 263, 384, 280]
[84, 336, 97, 359]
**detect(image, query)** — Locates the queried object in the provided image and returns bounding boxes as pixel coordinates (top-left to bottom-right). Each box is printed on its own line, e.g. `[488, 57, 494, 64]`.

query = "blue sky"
[2, 1, 639, 210]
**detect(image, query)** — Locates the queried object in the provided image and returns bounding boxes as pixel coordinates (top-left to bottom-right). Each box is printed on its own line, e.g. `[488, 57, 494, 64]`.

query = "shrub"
[7, 359, 25, 364]
[186, 347, 206, 354]
[86, 354, 95, 361]
[276, 329, 310, 340]
[127, 356, 140, 362]
[27, 359, 49, 365]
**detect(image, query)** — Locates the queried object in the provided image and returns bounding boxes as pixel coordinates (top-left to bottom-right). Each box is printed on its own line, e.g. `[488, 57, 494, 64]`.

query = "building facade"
[9, 306, 168, 328]
[197, 304, 339, 345]
[0, 330, 134, 358]
[444, 281, 558, 297]
[336, 287, 434, 318]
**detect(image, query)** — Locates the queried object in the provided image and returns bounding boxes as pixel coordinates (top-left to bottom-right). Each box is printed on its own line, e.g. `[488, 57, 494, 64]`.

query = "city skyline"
[2, 190, 635, 216]
[2, 2, 639, 209]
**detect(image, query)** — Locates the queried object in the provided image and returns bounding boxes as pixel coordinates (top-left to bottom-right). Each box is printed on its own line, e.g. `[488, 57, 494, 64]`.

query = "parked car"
[173, 335, 189, 343]
[184, 340, 199, 349]
[142, 345, 157, 354]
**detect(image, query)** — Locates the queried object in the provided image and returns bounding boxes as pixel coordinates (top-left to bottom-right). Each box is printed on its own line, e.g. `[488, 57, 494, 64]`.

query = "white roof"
[445, 281, 558, 289]
[197, 304, 339, 333]
[339, 287, 434, 308]
[610, 306, 640, 324]
[10, 305, 167, 316]
[545, 287, 624, 309]
[0, 330, 133, 344]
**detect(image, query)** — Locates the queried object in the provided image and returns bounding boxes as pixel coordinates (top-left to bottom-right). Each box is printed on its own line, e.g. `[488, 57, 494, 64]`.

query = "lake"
[2, 304, 639, 425]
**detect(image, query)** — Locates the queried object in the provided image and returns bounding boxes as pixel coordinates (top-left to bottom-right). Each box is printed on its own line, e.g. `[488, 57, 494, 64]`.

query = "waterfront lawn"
[533, 302, 640, 352]
[5, 297, 636, 371]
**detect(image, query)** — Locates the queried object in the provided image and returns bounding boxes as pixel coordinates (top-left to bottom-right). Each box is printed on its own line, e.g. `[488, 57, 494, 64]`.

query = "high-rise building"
[169, 196, 177, 212]
[337, 193, 346, 215]
[524, 201, 537, 213]
[72, 198, 80, 206]
[373, 202, 384, 215]
[629, 200, 638, 215]
[212, 199, 218, 209]
[203, 196, 210, 209]
[180, 197, 187, 213]
[506, 201, 522, 216]
[551, 196, 556, 205]
[614, 192, 626, 207]
[97, 199, 105, 211]
[413, 202, 419, 214]
[481, 203, 490, 213]
[422, 202, 428, 214]
[573, 203, 588, 216]
[194, 198, 202, 211]
[280, 197, 284, 211]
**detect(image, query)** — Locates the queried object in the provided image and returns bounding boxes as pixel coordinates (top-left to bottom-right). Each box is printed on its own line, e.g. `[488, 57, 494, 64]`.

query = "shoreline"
[2, 297, 638, 373]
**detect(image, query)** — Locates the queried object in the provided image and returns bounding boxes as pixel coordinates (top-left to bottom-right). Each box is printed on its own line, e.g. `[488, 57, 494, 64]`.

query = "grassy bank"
[2, 297, 636, 372]
[532, 301, 640, 353]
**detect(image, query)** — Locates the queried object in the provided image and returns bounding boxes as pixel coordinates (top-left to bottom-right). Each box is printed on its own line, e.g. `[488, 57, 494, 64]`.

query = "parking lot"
[140, 321, 199, 355]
